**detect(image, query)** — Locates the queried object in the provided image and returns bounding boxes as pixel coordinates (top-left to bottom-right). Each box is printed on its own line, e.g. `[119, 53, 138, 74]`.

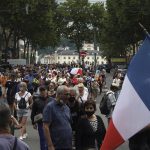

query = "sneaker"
[19, 136, 23, 140]
[22, 133, 28, 139]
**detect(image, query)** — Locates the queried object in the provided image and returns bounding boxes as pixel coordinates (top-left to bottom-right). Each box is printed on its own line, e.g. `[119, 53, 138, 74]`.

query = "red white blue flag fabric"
[101, 36, 150, 150]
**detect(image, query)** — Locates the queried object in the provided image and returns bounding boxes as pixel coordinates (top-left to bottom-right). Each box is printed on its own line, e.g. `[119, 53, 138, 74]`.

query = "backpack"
[18, 93, 28, 109]
[99, 92, 112, 115]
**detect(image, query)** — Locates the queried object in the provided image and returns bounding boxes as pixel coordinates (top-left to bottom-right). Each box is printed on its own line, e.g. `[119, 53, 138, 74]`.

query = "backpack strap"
[79, 97, 84, 104]
[13, 137, 17, 150]
[24, 92, 28, 98]
[18, 92, 28, 98]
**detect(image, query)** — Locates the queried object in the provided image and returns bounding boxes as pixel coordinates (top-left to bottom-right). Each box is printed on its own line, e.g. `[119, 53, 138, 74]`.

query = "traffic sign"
[80, 51, 87, 57]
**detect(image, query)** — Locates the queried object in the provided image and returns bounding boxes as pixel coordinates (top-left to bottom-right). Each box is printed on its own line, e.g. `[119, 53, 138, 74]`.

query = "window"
[73, 57, 75, 59]
[68, 57, 70, 59]
[97, 57, 99, 59]
[87, 57, 89, 59]
[64, 57, 66, 59]
[58, 57, 60, 59]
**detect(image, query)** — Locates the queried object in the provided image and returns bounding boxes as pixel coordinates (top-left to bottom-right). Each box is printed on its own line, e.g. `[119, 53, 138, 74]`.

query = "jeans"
[38, 123, 48, 150]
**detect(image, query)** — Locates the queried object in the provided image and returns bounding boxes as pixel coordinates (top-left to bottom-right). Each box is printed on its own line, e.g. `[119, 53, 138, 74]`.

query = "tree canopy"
[100, 0, 150, 57]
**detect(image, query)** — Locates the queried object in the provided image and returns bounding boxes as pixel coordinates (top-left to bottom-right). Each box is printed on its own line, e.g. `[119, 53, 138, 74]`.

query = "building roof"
[56, 50, 102, 56]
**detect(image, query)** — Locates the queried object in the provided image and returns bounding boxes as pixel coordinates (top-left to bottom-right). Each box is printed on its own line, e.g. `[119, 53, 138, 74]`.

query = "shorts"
[17, 109, 29, 118]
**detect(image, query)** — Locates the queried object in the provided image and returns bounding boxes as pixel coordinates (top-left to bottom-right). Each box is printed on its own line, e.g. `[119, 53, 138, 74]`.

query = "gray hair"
[0, 102, 11, 130]
[70, 87, 79, 98]
[56, 85, 68, 97]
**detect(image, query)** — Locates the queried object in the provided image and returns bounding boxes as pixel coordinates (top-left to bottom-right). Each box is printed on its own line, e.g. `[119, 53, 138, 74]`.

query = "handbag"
[34, 113, 43, 123]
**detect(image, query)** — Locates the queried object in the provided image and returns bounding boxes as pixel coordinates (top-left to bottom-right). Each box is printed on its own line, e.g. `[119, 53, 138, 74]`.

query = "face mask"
[85, 111, 95, 117]
[69, 97, 76, 103]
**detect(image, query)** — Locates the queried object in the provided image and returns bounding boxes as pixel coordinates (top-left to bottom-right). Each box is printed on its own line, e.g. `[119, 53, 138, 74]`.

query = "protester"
[0, 101, 31, 150]
[31, 86, 52, 150]
[100, 85, 117, 123]
[47, 82, 56, 98]
[77, 83, 89, 103]
[43, 85, 72, 150]
[112, 72, 121, 88]
[90, 79, 99, 100]
[23, 70, 34, 95]
[4, 73, 18, 115]
[67, 87, 81, 150]
[0, 72, 8, 97]
[98, 73, 103, 95]
[15, 82, 33, 140]
[76, 100, 106, 150]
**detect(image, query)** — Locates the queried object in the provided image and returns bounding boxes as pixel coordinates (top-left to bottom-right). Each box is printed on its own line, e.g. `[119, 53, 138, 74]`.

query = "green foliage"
[57, 0, 92, 52]
[100, 0, 150, 58]
[56, 0, 106, 65]
[0, 0, 59, 51]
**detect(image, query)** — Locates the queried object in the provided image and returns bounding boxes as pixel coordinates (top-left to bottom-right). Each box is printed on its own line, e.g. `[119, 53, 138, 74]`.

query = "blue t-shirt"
[24, 75, 34, 90]
[0, 135, 30, 150]
[43, 100, 72, 149]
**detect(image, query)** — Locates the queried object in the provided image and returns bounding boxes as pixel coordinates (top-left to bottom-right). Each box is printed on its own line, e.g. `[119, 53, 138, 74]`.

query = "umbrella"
[70, 68, 82, 75]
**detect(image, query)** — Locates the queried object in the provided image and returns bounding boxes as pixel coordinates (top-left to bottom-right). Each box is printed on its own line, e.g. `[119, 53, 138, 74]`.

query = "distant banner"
[111, 58, 126, 63]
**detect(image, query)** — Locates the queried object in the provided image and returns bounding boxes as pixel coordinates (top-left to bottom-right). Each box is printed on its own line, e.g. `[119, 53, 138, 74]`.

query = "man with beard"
[43, 85, 72, 150]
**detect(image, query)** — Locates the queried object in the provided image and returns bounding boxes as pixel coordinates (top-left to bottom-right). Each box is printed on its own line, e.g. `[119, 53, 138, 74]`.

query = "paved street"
[15, 71, 129, 150]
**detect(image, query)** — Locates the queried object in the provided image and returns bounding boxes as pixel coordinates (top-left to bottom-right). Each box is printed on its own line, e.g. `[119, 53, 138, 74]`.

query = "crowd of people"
[0, 63, 125, 150]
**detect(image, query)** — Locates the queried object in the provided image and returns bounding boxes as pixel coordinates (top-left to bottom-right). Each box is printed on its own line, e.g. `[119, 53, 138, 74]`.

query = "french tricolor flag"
[101, 36, 150, 150]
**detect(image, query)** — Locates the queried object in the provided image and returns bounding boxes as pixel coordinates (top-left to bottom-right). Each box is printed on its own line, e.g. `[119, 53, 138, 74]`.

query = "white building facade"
[41, 49, 106, 65]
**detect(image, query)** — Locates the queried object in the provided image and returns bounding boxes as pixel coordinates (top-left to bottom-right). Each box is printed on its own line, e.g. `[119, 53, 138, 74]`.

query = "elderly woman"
[76, 100, 106, 150]
[15, 82, 33, 140]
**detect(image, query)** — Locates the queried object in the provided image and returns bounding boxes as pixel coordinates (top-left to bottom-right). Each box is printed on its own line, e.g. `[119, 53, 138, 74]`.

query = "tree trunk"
[27, 41, 30, 64]
[77, 45, 81, 67]
[17, 39, 19, 59]
[23, 40, 27, 59]
[2, 28, 13, 62]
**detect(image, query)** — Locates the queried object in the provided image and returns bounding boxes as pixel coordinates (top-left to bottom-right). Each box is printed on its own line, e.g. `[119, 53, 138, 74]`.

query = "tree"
[89, 2, 105, 49]
[57, 0, 91, 62]
[0, 0, 60, 61]
[100, 0, 150, 58]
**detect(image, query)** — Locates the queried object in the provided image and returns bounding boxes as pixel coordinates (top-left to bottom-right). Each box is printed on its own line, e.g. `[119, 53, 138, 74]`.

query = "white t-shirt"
[15, 91, 31, 109]
[112, 78, 121, 87]
[58, 78, 67, 85]
[78, 90, 89, 103]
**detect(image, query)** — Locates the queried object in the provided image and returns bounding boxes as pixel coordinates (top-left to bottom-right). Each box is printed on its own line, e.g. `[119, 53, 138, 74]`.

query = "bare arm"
[28, 96, 33, 109]
[43, 123, 55, 150]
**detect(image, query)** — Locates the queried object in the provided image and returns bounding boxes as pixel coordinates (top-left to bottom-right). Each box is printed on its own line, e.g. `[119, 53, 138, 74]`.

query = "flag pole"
[139, 22, 150, 36]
